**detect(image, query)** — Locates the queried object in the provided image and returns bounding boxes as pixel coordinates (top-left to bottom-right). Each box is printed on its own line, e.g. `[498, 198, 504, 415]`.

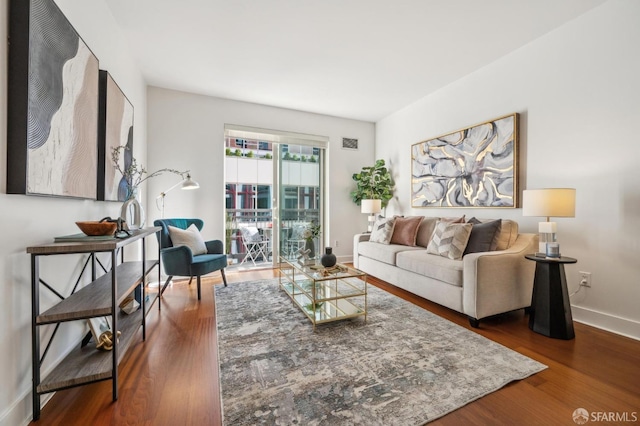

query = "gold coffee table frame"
[278, 256, 367, 330]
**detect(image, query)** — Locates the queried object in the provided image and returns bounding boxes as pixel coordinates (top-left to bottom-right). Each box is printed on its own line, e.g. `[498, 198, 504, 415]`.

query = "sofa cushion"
[495, 220, 518, 250]
[416, 217, 440, 247]
[415, 216, 464, 248]
[358, 241, 423, 266]
[465, 218, 502, 254]
[396, 250, 464, 287]
[390, 216, 423, 246]
[369, 216, 396, 244]
[426, 221, 473, 260]
[441, 216, 466, 223]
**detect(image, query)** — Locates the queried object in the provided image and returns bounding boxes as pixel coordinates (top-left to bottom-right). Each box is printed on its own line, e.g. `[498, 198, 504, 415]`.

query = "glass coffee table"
[278, 256, 367, 330]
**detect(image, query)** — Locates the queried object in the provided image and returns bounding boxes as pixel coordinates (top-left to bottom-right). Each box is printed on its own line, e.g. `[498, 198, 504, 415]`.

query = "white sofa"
[353, 217, 538, 327]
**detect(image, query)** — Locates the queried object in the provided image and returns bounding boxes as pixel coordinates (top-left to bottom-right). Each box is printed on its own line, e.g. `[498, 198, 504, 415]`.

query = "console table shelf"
[37, 260, 157, 325]
[37, 298, 149, 393]
[27, 227, 161, 421]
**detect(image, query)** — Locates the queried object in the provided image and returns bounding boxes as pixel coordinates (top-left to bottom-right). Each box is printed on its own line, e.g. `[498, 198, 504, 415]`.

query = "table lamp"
[361, 199, 382, 232]
[522, 188, 576, 257]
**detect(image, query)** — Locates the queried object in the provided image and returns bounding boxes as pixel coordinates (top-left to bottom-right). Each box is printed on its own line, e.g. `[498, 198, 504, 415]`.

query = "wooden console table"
[28, 227, 161, 420]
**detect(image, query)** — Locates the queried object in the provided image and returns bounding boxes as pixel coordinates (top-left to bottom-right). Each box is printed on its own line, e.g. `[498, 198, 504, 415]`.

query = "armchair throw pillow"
[426, 221, 473, 260]
[168, 224, 207, 255]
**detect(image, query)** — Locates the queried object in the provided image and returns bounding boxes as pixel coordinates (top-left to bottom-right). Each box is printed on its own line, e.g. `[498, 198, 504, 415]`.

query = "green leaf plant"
[350, 159, 394, 208]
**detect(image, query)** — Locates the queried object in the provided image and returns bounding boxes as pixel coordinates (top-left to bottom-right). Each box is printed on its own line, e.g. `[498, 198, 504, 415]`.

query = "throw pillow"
[390, 216, 423, 246]
[426, 221, 473, 260]
[168, 224, 207, 255]
[241, 226, 263, 242]
[440, 215, 465, 223]
[464, 218, 502, 254]
[369, 216, 396, 244]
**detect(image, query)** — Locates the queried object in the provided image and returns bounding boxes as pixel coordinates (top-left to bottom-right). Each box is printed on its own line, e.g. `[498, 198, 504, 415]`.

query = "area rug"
[215, 279, 546, 425]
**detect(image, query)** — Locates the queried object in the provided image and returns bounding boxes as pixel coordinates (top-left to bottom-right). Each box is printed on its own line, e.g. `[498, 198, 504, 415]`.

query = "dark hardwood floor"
[32, 268, 640, 425]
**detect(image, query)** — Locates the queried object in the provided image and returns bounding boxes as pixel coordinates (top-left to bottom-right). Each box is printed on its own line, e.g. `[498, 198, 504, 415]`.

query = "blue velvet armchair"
[154, 218, 228, 300]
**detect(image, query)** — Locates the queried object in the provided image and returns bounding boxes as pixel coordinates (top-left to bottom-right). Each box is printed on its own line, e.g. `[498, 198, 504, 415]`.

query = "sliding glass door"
[277, 143, 323, 262]
[224, 126, 326, 269]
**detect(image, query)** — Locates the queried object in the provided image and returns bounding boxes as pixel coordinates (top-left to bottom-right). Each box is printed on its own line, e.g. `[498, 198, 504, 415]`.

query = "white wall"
[376, 0, 640, 339]
[0, 0, 147, 424]
[146, 87, 375, 261]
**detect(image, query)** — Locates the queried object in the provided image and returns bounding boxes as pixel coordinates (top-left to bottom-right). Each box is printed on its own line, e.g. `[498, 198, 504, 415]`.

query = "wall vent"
[342, 137, 358, 150]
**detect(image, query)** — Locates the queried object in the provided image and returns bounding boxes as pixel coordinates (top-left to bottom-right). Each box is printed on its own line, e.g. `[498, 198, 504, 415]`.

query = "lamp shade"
[522, 188, 576, 218]
[361, 199, 382, 214]
[181, 174, 199, 190]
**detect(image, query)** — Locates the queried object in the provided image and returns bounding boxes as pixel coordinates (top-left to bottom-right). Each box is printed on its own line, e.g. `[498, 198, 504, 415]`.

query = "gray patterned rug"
[215, 279, 546, 425]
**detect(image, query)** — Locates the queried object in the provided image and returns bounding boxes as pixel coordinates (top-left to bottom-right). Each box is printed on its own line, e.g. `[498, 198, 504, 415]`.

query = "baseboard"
[337, 255, 353, 264]
[572, 304, 640, 341]
[0, 389, 53, 426]
[1, 335, 76, 426]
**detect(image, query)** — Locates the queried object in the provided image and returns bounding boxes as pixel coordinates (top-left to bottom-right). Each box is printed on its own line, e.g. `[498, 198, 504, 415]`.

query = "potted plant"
[350, 159, 394, 208]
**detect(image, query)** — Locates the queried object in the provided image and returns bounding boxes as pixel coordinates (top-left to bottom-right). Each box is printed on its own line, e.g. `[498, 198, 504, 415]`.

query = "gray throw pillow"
[168, 224, 207, 255]
[464, 218, 502, 254]
[369, 216, 396, 244]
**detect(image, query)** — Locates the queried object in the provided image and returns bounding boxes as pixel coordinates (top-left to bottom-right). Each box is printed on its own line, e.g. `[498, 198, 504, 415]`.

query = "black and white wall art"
[7, 0, 99, 198]
[411, 113, 519, 208]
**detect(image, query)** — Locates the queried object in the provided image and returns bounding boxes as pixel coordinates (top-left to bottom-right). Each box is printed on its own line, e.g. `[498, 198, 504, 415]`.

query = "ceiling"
[106, 0, 606, 122]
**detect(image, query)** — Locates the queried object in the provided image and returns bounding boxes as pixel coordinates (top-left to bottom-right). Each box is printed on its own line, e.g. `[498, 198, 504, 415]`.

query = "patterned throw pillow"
[426, 221, 473, 260]
[369, 216, 396, 244]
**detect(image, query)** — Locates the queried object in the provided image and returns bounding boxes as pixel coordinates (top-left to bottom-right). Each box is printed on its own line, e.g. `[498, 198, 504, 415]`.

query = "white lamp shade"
[361, 199, 382, 214]
[522, 188, 576, 218]
[181, 175, 199, 190]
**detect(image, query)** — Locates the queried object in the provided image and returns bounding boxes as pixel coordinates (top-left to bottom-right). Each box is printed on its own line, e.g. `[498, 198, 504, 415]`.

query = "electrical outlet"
[334, 240, 339, 248]
[579, 271, 592, 287]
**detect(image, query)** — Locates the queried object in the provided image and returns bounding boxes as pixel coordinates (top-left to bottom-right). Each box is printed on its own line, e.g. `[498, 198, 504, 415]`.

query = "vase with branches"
[301, 221, 321, 258]
[111, 146, 189, 201]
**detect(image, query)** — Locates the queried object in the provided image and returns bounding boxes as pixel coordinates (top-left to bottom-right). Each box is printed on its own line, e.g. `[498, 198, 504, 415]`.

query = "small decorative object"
[96, 330, 122, 351]
[301, 221, 321, 258]
[75, 220, 117, 236]
[321, 247, 337, 268]
[119, 295, 140, 314]
[88, 316, 120, 351]
[546, 242, 560, 258]
[296, 247, 313, 266]
[110, 146, 191, 229]
[120, 193, 145, 230]
[99, 216, 131, 239]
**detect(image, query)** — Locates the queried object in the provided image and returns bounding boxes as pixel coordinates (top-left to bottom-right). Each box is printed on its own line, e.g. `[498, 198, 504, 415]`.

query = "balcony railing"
[225, 208, 321, 266]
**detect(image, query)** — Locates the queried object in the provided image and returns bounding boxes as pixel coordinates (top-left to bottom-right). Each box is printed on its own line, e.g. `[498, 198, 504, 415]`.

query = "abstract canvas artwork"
[411, 113, 519, 208]
[7, 0, 99, 198]
[98, 71, 134, 201]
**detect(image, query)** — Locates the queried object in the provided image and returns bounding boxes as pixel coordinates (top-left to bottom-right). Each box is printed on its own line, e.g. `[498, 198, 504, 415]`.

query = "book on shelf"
[54, 233, 118, 243]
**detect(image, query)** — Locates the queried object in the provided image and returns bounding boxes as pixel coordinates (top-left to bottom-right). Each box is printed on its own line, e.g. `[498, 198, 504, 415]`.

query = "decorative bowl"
[76, 221, 117, 236]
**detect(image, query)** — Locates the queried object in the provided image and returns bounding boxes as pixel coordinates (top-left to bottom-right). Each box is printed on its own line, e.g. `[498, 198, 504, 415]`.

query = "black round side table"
[525, 254, 578, 340]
